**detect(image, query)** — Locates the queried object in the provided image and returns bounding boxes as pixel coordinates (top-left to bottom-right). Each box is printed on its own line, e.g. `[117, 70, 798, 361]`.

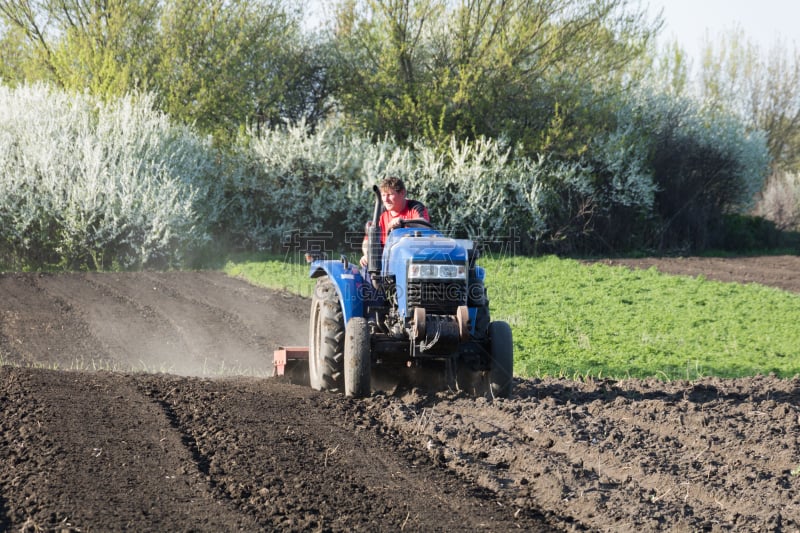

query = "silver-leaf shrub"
[236, 100, 767, 255]
[238, 123, 552, 254]
[1, 83, 771, 267]
[0, 84, 220, 268]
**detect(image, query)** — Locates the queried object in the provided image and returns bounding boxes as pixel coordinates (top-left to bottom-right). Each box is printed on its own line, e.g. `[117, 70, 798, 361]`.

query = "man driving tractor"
[359, 176, 430, 267]
[304, 174, 512, 398]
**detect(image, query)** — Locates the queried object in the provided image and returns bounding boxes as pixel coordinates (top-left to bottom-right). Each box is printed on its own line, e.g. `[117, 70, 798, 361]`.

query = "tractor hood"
[383, 228, 469, 269]
[383, 228, 470, 319]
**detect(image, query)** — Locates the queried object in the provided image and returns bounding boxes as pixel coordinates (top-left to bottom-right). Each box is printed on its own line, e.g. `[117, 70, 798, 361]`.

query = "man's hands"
[361, 216, 430, 269]
[386, 216, 403, 232]
[361, 221, 372, 268]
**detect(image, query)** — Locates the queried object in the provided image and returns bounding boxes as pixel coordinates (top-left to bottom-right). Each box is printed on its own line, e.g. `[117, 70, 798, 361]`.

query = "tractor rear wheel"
[309, 276, 345, 392]
[344, 317, 371, 397]
[487, 321, 513, 398]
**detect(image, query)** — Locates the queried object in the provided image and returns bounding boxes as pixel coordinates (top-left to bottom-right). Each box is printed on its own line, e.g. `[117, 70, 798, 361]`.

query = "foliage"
[486, 255, 800, 379]
[603, 89, 770, 252]
[225, 120, 396, 250]
[230, 122, 641, 255]
[716, 214, 800, 252]
[225, 253, 800, 380]
[647, 29, 800, 235]
[0, 83, 222, 269]
[0, 0, 325, 143]
[646, 39, 693, 98]
[0, 0, 787, 265]
[0, 0, 161, 95]
[329, 0, 660, 153]
[0, 82, 775, 265]
[699, 29, 800, 175]
[412, 137, 548, 242]
[154, 0, 307, 143]
[228, 122, 557, 253]
[753, 171, 800, 231]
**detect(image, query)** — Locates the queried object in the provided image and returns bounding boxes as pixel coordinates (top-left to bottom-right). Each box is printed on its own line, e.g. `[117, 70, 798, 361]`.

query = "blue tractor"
[306, 186, 513, 398]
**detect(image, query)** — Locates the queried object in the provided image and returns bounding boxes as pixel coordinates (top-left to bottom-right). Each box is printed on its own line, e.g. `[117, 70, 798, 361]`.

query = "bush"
[538, 115, 657, 255]
[719, 214, 800, 252]
[223, 121, 396, 252]
[626, 91, 770, 251]
[0, 83, 222, 269]
[180, 105, 772, 258]
[753, 171, 800, 231]
[234, 123, 645, 257]
[0, 83, 774, 269]
[230, 124, 551, 255]
[414, 137, 548, 244]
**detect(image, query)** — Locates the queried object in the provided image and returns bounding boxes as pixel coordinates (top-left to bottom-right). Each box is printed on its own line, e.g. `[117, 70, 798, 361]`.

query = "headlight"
[408, 262, 467, 280]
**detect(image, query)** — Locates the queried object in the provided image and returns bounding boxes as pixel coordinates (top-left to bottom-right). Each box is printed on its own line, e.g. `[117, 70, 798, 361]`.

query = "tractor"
[297, 185, 513, 398]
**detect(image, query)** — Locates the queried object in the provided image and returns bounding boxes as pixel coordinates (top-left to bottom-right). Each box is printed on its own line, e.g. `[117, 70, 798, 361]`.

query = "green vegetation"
[485, 256, 800, 379]
[3, 1, 800, 264]
[0, 86, 221, 270]
[0, 0, 318, 144]
[224, 253, 800, 380]
[0, 85, 779, 270]
[223, 253, 316, 298]
[330, 0, 658, 153]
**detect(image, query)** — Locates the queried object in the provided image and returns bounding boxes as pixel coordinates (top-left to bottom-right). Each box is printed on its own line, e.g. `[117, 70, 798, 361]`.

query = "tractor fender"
[309, 259, 365, 325]
[468, 265, 486, 335]
[473, 265, 486, 282]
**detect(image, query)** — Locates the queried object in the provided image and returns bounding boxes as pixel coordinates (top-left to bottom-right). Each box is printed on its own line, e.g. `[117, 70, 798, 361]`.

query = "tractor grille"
[407, 280, 467, 315]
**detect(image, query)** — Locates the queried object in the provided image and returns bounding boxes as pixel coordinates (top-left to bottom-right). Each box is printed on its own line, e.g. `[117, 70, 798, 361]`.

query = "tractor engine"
[375, 229, 471, 356]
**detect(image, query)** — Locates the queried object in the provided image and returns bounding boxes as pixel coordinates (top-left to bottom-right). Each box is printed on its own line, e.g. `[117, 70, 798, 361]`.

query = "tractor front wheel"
[344, 317, 371, 397]
[487, 321, 513, 398]
[309, 276, 345, 392]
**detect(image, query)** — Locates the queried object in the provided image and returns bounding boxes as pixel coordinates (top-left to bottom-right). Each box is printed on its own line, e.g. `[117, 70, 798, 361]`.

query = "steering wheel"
[398, 218, 433, 229]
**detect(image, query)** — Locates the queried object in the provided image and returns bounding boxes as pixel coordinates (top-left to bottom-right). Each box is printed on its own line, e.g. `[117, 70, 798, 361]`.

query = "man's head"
[379, 176, 407, 214]
[379, 176, 406, 194]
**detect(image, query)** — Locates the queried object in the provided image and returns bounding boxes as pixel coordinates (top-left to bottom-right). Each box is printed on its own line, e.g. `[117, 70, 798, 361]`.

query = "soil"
[590, 255, 800, 294]
[1, 259, 799, 532]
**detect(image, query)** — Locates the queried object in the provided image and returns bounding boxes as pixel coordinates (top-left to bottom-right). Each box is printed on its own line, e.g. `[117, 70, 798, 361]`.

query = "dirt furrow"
[131, 374, 556, 531]
[146, 271, 309, 334]
[0, 273, 108, 368]
[34, 273, 180, 372]
[98, 272, 308, 375]
[2, 261, 800, 531]
[83, 273, 268, 375]
[362, 378, 800, 531]
[0, 366, 260, 531]
[15, 271, 307, 376]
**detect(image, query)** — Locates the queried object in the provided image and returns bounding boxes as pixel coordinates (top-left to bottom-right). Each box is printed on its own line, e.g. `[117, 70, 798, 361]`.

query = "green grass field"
[224, 253, 800, 380]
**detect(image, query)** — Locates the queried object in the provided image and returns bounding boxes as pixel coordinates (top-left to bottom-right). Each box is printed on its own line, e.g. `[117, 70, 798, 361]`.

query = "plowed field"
[1, 258, 799, 531]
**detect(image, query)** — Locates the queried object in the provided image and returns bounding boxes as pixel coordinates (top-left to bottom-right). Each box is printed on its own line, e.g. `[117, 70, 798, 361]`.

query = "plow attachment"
[273, 346, 310, 385]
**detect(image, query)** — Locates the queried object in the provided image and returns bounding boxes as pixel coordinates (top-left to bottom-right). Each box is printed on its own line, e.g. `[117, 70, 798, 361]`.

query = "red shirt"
[368, 199, 430, 245]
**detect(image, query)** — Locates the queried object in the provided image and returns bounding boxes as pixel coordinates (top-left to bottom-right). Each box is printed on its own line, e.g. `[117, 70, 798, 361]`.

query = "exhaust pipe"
[367, 185, 383, 281]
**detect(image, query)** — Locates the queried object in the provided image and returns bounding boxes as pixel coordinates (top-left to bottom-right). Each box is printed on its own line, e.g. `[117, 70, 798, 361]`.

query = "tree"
[699, 28, 800, 174]
[0, 19, 49, 83]
[329, 0, 661, 153]
[0, 0, 329, 142]
[0, 0, 160, 96]
[646, 38, 693, 97]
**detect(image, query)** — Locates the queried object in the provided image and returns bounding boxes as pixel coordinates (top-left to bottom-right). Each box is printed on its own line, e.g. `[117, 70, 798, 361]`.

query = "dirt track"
[1, 259, 799, 531]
